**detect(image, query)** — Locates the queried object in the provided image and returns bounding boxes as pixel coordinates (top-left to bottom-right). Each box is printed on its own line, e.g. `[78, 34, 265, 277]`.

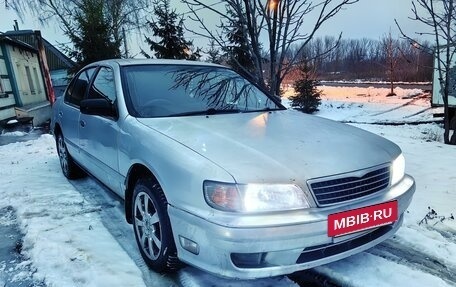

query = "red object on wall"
[34, 30, 55, 105]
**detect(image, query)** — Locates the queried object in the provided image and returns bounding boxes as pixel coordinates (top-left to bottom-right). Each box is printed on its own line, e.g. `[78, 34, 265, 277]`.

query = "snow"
[0, 135, 147, 287]
[6, 119, 19, 125]
[316, 253, 451, 287]
[1, 131, 28, 137]
[0, 85, 455, 286]
[179, 268, 297, 287]
[318, 85, 426, 101]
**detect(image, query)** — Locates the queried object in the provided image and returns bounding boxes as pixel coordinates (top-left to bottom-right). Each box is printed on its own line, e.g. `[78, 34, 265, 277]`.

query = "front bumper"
[168, 175, 415, 279]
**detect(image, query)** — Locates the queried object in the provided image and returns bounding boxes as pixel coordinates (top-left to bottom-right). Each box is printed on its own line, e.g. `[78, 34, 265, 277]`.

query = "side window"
[89, 67, 116, 104]
[64, 67, 96, 107]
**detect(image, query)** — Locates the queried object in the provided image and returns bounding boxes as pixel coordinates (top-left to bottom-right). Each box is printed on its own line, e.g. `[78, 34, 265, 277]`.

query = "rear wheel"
[132, 178, 180, 273]
[56, 133, 84, 179]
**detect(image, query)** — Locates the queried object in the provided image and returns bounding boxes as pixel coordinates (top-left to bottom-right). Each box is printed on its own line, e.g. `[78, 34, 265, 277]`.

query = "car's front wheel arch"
[125, 164, 160, 224]
[53, 123, 62, 138]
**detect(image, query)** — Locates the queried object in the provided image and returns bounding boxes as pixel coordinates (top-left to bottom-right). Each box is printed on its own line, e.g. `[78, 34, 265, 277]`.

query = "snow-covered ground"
[0, 86, 455, 286]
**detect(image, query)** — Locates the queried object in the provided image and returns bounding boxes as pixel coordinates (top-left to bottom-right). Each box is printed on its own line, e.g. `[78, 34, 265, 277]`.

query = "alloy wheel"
[57, 136, 68, 173]
[134, 191, 162, 260]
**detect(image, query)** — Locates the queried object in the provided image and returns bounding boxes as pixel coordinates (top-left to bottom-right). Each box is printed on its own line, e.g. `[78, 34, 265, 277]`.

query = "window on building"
[32, 67, 42, 93]
[25, 66, 36, 94]
[17, 64, 28, 94]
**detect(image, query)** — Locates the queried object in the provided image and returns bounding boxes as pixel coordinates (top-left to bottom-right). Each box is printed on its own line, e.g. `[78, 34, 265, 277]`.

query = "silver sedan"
[51, 59, 415, 279]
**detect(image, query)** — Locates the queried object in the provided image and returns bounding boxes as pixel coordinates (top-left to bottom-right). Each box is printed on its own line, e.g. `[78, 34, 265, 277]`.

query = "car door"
[59, 67, 97, 161]
[78, 66, 121, 193]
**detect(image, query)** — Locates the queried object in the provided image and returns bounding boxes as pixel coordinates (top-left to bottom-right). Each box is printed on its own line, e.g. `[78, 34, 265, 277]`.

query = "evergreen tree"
[289, 62, 322, 114]
[206, 40, 222, 64]
[222, 6, 255, 80]
[66, 0, 121, 72]
[143, 0, 200, 60]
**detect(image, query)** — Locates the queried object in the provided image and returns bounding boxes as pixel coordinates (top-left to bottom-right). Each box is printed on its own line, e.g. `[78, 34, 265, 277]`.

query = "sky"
[0, 0, 434, 57]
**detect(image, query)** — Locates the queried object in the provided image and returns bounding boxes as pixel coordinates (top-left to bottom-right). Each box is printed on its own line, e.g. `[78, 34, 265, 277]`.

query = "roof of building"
[0, 33, 37, 52]
[2, 30, 75, 71]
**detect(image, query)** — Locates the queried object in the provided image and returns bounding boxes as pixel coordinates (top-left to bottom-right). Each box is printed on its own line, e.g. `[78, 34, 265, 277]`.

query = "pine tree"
[66, 0, 121, 71]
[206, 40, 222, 64]
[143, 0, 199, 60]
[289, 62, 322, 114]
[223, 6, 255, 80]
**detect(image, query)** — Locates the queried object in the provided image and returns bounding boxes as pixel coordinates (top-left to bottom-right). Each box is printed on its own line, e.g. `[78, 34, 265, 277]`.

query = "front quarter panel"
[118, 116, 235, 214]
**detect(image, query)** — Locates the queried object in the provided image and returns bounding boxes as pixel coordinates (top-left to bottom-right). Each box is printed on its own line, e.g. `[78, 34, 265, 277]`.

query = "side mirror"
[80, 98, 116, 118]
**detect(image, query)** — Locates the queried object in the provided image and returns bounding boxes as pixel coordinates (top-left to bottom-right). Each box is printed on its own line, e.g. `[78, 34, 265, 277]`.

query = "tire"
[56, 133, 84, 179]
[132, 178, 180, 273]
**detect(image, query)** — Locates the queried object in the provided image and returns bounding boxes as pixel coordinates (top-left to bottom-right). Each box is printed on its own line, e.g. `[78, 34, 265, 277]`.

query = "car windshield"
[122, 64, 283, 117]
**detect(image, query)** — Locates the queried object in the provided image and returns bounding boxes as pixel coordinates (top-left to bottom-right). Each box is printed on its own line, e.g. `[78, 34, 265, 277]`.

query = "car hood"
[137, 110, 401, 184]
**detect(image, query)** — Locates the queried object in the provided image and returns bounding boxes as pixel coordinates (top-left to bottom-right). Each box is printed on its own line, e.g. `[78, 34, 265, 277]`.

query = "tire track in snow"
[289, 269, 341, 287]
[402, 106, 433, 119]
[369, 98, 418, 116]
[367, 239, 456, 286]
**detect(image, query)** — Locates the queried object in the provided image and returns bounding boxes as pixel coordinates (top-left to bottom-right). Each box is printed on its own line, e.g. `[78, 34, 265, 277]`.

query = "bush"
[289, 65, 322, 114]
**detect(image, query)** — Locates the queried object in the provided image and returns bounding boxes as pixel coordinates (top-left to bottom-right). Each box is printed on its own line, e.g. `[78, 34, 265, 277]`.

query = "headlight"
[203, 181, 310, 213]
[391, 154, 405, 186]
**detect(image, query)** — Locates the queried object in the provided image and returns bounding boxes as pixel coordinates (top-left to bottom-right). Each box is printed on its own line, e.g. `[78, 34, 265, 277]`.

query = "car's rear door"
[78, 66, 121, 193]
[59, 67, 97, 161]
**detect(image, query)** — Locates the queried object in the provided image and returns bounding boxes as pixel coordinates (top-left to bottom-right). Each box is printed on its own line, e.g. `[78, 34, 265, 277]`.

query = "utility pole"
[269, 0, 280, 95]
[122, 27, 129, 58]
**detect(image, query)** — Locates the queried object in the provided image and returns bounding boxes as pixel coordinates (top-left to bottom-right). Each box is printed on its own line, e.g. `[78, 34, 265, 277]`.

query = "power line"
[181, 1, 225, 15]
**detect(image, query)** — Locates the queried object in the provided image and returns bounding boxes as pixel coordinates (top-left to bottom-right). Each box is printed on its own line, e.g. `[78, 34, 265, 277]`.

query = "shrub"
[289, 64, 322, 114]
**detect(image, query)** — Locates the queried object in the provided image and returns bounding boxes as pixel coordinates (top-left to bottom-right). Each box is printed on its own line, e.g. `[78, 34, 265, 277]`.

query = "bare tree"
[396, 0, 456, 144]
[284, 36, 432, 82]
[381, 32, 400, 96]
[10, 0, 153, 57]
[181, 0, 359, 96]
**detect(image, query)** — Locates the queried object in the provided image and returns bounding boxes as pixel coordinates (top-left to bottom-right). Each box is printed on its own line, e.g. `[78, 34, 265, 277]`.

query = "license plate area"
[328, 201, 398, 237]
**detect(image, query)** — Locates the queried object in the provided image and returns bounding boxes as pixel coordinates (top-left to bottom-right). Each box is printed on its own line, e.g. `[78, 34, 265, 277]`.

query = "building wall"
[6, 44, 47, 107]
[0, 45, 16, 121]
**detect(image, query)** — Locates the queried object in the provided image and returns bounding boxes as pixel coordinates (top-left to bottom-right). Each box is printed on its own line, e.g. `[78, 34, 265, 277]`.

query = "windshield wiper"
[247, 107, 285, 113]
[168, 108, 241, 117]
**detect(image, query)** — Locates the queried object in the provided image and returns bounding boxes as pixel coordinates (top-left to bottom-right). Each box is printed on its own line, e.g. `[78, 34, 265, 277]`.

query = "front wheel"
[132, 178, 180, 273]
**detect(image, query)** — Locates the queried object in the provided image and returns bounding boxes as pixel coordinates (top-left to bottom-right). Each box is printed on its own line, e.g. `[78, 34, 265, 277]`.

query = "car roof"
[88, 58, 226, 68]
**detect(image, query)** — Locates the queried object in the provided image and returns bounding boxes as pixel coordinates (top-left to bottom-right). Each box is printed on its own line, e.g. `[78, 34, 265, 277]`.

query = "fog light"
[179, 236, 199, 255]
[231, 252, 266, 268]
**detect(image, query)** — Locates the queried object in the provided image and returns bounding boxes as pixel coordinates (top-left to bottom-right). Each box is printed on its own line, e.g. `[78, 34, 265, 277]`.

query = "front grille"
[296, 224, 393, 264]
[309, 166, 390, 206]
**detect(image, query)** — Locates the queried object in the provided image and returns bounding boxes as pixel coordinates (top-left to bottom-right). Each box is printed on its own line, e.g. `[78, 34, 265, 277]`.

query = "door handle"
[80, 120, 86, 127]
